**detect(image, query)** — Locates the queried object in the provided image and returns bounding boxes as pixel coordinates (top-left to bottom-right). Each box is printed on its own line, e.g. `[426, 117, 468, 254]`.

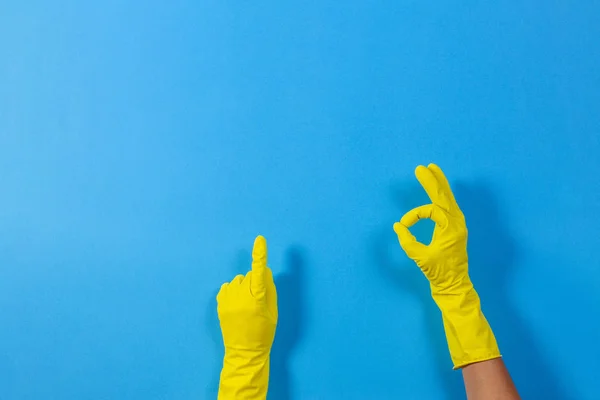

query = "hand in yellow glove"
[217, 235, 278, 399]
[393, 164, 501, 369]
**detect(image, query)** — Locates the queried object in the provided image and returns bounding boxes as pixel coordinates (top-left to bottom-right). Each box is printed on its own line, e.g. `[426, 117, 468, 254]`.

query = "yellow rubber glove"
[217, 235, 278, 399]
[393, 164, 501, 369]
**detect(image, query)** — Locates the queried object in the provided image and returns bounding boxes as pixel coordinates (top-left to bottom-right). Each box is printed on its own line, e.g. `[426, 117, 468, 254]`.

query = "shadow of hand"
[268, 247, 306, 400]
[454, 181, 571, 400]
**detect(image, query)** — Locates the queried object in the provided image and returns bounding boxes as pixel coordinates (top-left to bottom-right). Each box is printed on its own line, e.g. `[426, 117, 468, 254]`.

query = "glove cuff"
[218, 349, 271, 400]
[432, 282, 501, 369]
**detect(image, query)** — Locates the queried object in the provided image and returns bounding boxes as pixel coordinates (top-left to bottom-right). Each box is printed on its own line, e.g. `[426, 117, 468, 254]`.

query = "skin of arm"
[394, 164, 519, 400]
[463, 359, 520, 399]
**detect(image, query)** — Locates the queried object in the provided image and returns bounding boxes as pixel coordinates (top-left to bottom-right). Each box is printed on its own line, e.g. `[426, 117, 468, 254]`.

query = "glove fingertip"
[394, 222, 415, 242]
[415, 164, 428, 176]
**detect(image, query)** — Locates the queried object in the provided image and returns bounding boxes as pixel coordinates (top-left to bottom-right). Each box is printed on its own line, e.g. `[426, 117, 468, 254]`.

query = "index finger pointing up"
[415, 165, 451, 211]
[251, 235, 268, 298]
[427, 164, 458, 210]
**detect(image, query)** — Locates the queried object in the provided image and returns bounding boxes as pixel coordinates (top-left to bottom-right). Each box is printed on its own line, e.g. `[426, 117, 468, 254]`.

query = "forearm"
[433, 283, 518, 398]
[462, 358, 520, 400]
[433, 282, 501, 368]
[434, 284, 518, 397]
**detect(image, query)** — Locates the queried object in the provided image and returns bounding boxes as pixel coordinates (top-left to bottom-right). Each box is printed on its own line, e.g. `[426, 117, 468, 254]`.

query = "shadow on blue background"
[269, 247, 306, 400]
[372, 179, 572, 399]
[453, 182, 571, 400]
[206, 247, 306, 400]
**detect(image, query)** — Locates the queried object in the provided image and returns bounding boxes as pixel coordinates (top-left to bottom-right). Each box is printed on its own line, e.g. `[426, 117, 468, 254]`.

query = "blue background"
[1, 1, 599, 399]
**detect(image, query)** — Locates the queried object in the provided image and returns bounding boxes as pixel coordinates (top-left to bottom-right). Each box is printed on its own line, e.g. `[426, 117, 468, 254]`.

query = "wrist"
[429, 266, 474, 297]
[431, 279, 478, 312]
